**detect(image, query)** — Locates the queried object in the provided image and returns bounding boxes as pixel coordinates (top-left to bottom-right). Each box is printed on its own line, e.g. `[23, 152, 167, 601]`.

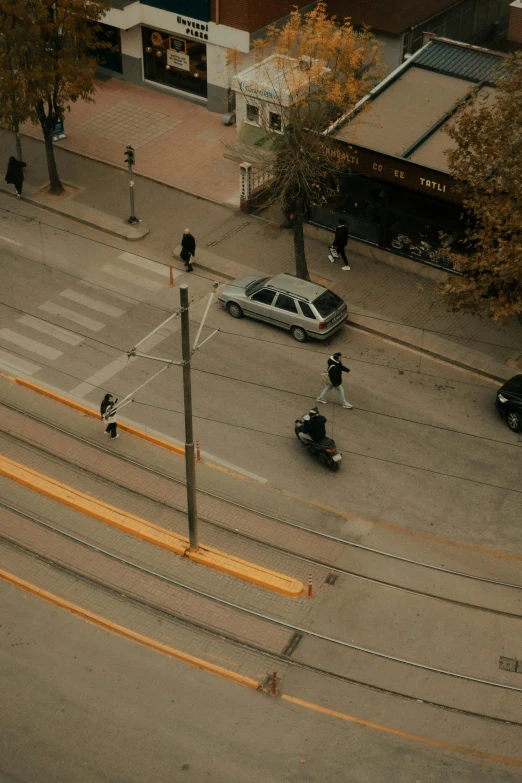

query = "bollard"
[271, 670, 277, 697]
[169, 266, 175, 288]
[195, 438, 201, 462]
[307, 572, 313, 598]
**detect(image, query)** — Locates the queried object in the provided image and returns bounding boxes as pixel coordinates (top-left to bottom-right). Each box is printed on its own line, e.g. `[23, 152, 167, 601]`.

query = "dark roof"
[328, 0, 464, 35]
[414, 39, 505, 84]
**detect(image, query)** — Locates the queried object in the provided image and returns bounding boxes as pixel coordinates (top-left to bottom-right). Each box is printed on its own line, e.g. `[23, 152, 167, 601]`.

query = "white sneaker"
[328, 255, 335, 263]
[104, 431, 109, 435]
[342, 265, 351, 271]
[316, 397, 327, 404]
[112, 434, 120, 439]
[343, 403, 353, 409]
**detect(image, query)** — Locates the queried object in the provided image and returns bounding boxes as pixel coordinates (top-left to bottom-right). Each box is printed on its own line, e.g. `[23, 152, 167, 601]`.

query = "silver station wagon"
[218, 273, 348, 342]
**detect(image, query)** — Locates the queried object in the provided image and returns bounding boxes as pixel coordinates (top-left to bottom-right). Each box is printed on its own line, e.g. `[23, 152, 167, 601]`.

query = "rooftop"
[331, 38, 504, 175]
[327, 0, 464, 35]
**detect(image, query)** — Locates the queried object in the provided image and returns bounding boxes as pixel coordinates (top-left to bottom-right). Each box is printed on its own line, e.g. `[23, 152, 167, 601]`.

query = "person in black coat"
[329, 219, 350, 271]
[5, 156, 26, 198]
[316, 352, 353, 409]
[180, 228, 196, 272]
[298, 408, 327, 442]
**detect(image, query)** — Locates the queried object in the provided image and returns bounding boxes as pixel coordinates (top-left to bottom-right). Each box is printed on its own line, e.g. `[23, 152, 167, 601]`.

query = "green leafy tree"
[229, 2, 381, 279]
[0, 0, 110, 194]
[438, 52, 522, 324]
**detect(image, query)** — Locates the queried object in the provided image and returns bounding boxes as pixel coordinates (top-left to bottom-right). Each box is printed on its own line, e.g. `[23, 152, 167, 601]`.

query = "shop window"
[269, 111, 282, 133]
[246, 104, 260, 124]
[142, 27, 207, 99]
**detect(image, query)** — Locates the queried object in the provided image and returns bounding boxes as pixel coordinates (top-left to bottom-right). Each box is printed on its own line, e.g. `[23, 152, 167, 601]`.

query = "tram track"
[1, 498, 522, 729]
[0, 400, 522, 623]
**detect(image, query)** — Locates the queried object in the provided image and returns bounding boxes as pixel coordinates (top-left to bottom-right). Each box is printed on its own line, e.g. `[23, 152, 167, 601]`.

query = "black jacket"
[333, 224, 348, 248]
[181, 233, 196, 257]
[327, 355, 350, 387]
[5, 157, 26, 186]
[299, 414, 327, 442]
[100, 394, 113, 418]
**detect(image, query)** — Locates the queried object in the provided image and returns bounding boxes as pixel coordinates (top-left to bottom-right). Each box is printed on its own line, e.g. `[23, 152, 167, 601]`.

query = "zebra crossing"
[0, 252, 182, 379]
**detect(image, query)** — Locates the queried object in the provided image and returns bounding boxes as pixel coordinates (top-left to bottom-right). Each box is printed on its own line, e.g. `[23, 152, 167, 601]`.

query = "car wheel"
[227, 302, 243, 319]
[291, 326, 308, 342]
[506, 409, 522, 432]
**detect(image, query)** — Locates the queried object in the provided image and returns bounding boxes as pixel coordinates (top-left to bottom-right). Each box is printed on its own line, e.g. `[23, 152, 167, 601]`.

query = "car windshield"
[245, 277, 269, 296]
[313, 290, 345, 317]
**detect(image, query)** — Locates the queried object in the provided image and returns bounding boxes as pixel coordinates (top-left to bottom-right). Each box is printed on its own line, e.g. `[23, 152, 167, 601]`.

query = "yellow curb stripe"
[188, 545, 304, 598]
[14, 377, 185, 455]
[0, 454, 189, 556]
[0, 455, 304, 597]
[282, 695, 522, 768]
[0, 567, 260, 690]
[279, 488, 522, 563]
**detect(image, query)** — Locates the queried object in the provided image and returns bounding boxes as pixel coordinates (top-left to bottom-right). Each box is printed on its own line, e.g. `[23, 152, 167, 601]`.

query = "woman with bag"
[317, 352, 353, 408]
[180, 228, 196, 272]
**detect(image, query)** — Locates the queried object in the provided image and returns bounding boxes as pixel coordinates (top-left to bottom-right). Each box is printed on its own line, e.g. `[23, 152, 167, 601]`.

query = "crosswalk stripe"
[17, 315, 84, 346]
[39, 302, 105, 332]
[118, 252, 172, 278]
[0, 329, 62, 360]
[102, 264, 163, 291]
[69, 354, 134, 398]
[0, 348, 40, 375]
[59, 289, 125, 318]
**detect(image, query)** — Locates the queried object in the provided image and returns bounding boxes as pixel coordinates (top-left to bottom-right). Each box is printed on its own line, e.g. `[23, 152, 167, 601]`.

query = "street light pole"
[180, 284, 198, 551]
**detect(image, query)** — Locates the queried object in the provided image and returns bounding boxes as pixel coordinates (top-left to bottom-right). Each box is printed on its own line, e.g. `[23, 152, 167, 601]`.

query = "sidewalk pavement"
[1, 118, 521, 382]
[18, 78, 240, 206]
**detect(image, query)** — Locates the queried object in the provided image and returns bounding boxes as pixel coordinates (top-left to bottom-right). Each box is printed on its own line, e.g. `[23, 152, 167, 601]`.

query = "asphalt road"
[0, 197, 519, 550]
[2, 581, 521, 783]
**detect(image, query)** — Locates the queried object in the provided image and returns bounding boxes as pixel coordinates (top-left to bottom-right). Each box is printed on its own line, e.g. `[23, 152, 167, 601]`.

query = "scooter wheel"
[328, 461, 340, 472]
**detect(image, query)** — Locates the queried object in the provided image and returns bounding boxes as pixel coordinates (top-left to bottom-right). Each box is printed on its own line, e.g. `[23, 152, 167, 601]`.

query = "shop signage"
[176, 15, 209, 41]
[151, 31, 163, 46]
[331, 143, 459, 202]
[167, 49, 190, 71]
[169, 36, 186, 53]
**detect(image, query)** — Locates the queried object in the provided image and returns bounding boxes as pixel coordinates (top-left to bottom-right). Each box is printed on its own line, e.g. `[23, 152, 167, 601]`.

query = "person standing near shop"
[180, 228, 196, 272]
[5, 156, 26, 198]
[328, 219, 351, 271]
[316, 352, 353, 409]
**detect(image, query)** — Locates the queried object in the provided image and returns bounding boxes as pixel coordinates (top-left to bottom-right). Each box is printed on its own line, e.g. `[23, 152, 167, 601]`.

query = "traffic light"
[125, 145, 135, 166]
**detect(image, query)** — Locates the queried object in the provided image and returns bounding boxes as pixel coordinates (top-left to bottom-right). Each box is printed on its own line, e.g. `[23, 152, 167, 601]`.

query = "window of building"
[142, 27, 207, 99]
[274, 294, 298, 313]
[269, 111, 282, 132]
[246, 104, 260, 124]
[251, 289, 275, 305]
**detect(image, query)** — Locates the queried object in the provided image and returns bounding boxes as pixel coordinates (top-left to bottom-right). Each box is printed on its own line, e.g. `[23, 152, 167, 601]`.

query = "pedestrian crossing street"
[0, 252, 181, 379]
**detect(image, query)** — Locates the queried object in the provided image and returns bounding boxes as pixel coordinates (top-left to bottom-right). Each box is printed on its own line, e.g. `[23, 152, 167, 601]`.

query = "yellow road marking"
[282, 695, 522, 768]
[0, 567, 260, 689]
[1, 566, 519, 769]
[0, 454, 303, 597]
[279, 488, 522, 563]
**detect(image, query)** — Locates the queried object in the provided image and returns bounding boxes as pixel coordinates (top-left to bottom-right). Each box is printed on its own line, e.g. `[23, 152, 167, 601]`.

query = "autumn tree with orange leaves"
[438, 53, 522, 324]
[229, 3, 380, 279]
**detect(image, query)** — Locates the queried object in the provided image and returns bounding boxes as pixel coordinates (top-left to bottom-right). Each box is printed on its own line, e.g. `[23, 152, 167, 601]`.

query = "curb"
[346, 319, 508, 384]
[0, 568, 261, 689]
[0, 454, 304, 598]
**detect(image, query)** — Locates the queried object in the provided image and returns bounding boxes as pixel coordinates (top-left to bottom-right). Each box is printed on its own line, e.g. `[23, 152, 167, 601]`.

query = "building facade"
[99, 0, 314, 113]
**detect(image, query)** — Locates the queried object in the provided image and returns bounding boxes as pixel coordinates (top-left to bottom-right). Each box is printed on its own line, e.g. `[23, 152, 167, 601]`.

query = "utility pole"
[180, 284, 198, 551]
[124, 144, 138, 225]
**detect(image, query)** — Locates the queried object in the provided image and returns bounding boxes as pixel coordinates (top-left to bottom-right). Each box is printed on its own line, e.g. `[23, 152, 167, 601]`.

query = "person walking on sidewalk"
[317, 352, 353, 408]
[103, 401, 120, 439]
[180, 228, 196, 272]
[100, 393, 115, 436]
[5, 156, 26, 198]
[328, 219, 350, 271]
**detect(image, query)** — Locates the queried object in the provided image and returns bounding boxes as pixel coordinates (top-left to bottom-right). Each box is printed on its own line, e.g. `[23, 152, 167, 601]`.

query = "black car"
[495, 375, 522, 432]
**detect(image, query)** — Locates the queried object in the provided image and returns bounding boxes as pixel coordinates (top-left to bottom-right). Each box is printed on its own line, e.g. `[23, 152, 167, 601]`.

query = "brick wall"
[508, 1, 522, 43]
[216, 0, 313, 32]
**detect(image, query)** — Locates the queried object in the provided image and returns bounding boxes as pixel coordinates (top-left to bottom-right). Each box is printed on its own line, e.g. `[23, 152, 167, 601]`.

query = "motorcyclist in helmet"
[297, 407, 327, 443]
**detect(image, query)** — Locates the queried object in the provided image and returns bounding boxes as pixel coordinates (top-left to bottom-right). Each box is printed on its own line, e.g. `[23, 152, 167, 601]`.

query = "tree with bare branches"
[437, 52, 522, 324]
[228, 2, 381, 279]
